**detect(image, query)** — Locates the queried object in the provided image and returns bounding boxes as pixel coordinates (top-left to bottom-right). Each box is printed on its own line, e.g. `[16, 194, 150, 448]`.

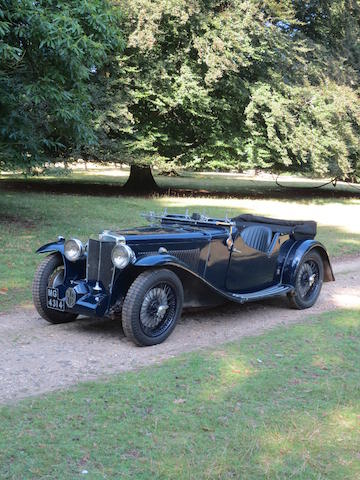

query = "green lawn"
[1, 309, 359, 479]
[2, 168, 360, 196]
[1, 184, 360, 311]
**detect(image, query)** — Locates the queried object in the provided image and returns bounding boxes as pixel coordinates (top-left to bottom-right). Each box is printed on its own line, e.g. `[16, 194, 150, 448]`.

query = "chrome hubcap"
[157, 303, 169, 319]
[298, 261, 320, 300]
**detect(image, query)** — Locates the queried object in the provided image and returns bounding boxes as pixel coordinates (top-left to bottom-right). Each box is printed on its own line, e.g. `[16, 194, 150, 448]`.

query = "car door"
[225, 230, 280, 293]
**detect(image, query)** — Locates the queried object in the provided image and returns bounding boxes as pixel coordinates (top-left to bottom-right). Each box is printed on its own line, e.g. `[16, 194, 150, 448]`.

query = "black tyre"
[122, 269, 184, 346]
[288, 250, 324, 309]
[32, 254, 78, 324]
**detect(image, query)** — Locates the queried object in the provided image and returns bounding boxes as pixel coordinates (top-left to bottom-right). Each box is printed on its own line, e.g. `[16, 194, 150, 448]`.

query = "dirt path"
[1, 256, 359, 404]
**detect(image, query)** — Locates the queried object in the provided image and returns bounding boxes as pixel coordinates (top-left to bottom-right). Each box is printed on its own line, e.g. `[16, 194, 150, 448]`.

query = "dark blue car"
[33, 212, 334, 346]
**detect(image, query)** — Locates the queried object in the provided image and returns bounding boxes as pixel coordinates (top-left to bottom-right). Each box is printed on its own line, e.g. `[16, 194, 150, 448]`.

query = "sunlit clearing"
[83, 169, 129, 178]
[157, 197, 360, 234]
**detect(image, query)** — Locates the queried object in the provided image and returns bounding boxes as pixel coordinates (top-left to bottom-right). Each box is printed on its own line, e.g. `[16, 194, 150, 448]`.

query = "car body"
[33, 212, 334, 346]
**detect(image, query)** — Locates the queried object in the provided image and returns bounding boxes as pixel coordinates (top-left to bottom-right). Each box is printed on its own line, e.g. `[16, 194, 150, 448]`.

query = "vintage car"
[33, 212, 334, 346]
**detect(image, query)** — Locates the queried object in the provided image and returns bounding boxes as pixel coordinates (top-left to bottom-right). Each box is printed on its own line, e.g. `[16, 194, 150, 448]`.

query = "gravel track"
[1, 256, 359, 404]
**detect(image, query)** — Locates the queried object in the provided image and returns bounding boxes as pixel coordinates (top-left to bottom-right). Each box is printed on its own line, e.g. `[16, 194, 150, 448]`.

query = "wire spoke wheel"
[297, 260, 320, 300]
[288, 251, 324, 310]
[140, 282, 177, 337]
[32, 254, 78, 324]
[122, 269, 184, 346]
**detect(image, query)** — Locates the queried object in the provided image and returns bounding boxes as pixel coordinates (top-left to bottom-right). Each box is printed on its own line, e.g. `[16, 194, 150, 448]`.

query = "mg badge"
[65, 287, 76, 308]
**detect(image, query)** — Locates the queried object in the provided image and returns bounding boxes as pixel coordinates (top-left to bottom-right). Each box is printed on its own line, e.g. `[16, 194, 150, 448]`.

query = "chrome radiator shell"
[86, 239, 115, 292]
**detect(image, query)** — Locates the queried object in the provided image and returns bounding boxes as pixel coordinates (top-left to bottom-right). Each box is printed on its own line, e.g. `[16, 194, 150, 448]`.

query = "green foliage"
[0, 0, 123, 171]
[1, 0, 359, 179]
[94, 0, 360, 178]
[245, 81, 360, 176]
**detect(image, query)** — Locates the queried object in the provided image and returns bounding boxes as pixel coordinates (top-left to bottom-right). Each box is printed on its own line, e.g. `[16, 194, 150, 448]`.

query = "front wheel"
[122, 269, 184, 346]
[32, 254, 78, 324]
[288, 251, 324, 309]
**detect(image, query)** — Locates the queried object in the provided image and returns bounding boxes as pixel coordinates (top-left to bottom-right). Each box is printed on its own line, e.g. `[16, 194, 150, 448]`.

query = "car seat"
[240, 225, 273, 253]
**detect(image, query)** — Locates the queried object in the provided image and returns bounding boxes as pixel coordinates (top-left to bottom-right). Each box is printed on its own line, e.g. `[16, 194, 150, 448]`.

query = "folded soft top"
[232, 214, 317, 240]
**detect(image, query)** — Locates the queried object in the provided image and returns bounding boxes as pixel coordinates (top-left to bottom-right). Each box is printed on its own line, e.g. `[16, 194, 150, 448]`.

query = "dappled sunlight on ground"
[195, 350, 254, 403]
[258, 405, 360, 477]
[312, 354, 344, 368]
[332, 293, 360, 309]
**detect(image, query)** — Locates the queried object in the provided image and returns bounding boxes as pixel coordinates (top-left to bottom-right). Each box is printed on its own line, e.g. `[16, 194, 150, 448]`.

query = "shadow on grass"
[1, 177, 360, 200]
[0, 310, 359, 479]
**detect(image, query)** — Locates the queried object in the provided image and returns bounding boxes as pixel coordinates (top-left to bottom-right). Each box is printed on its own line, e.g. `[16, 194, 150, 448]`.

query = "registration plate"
[47, 287, 65, 311]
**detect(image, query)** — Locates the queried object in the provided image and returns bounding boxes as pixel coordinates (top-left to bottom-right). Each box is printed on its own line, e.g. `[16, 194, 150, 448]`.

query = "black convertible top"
[232, 214, 317, 240]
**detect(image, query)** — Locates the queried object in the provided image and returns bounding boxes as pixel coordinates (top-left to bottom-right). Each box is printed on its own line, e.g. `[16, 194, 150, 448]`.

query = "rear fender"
[282, 240, 335, 286]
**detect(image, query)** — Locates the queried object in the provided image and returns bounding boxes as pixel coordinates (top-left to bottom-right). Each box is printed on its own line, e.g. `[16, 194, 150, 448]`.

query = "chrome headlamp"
[64, 238, 84, 262]
[111, 243, 135, 269]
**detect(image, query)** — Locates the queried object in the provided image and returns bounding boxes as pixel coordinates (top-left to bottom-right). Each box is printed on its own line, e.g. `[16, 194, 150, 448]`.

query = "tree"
[93, 0, 360, 191]
[0, 0, 123, 172]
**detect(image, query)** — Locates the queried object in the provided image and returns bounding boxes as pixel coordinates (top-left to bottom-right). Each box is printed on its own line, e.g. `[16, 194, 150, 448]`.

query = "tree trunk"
[123, 164, 160, 194]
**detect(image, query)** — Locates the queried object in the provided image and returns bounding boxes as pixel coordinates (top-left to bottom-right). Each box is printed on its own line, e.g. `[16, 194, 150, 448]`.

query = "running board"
[228, 284, 294, 304]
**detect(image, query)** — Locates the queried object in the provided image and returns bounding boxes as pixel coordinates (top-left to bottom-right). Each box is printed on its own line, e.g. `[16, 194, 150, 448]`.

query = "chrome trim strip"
[109, 264, 116, 294]
[85, 245, 89, 282]
[97, 240, 102, 284]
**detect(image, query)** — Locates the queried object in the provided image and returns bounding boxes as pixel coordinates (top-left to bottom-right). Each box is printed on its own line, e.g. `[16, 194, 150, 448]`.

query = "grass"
[3, 167, 360, 196]
[1, 181, 360, 311]
[1, 309, 360, 479]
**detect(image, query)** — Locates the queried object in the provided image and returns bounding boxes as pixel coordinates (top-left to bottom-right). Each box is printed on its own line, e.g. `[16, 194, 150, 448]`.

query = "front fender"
[35, 239, 85, 280]
[134, 254, 188, 269]
[282, 240, 335, 285]
[133, 254, 226, 308]
[36, 239, 65, 255]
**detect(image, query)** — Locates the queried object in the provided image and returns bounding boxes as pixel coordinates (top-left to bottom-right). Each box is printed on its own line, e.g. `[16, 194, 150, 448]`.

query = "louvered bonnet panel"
[139, 248, 200, 271]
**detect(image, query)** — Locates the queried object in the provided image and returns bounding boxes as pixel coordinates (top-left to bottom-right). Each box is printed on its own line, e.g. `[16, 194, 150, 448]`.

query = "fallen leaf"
[173, 398, 186, 404]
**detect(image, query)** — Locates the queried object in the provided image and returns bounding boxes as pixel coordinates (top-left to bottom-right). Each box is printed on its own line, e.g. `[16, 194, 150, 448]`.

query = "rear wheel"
[32, 254, 78, 324]
[122, 269, 184, 346]
[288, 251, 324, 309]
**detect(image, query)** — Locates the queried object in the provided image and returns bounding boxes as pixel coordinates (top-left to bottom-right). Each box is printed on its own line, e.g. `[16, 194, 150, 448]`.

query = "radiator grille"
[87, 239, 115, 292]
[139, 249, 200, 271]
